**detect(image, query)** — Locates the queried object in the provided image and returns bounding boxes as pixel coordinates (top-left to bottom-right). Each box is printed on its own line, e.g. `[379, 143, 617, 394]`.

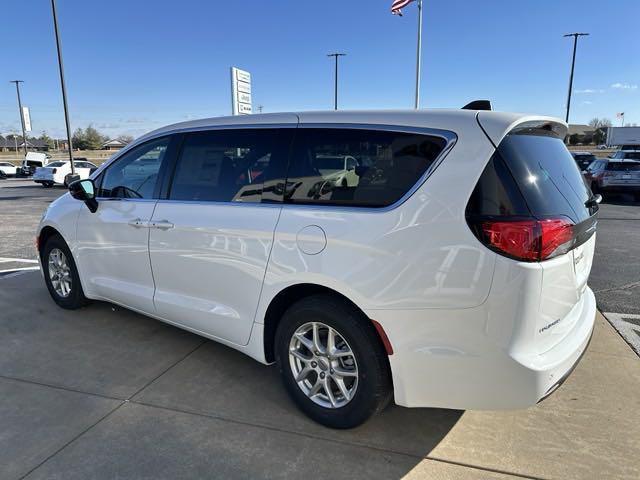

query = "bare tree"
[589, 118, 613, 128]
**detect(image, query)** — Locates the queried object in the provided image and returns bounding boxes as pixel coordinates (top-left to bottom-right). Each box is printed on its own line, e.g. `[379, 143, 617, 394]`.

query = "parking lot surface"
[1, 178, 640, 479]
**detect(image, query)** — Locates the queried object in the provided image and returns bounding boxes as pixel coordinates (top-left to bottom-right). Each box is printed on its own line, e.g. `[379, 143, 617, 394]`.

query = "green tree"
[72, 128, 87, 150]
[39, 131, 55, 149]
[83, 125, 106, 150]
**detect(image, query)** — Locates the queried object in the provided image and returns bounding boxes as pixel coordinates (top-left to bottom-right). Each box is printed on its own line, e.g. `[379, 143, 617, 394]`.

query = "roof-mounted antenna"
[462, 100, 492, 111]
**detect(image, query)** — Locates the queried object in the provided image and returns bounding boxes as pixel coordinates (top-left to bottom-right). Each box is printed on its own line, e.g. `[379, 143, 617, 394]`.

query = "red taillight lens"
[479, 217, 574, 262]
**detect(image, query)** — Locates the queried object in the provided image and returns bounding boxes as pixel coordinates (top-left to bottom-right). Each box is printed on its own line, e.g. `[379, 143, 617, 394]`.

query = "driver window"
[99, 137, 169, 199]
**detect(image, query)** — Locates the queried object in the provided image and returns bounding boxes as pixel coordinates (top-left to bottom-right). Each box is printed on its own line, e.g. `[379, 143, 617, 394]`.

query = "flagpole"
[414, 0, 423, 109]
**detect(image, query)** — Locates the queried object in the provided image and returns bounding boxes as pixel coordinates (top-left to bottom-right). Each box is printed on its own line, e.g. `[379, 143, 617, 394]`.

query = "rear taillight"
[475, 217, 575, 262]
[52, 168, 57, 174]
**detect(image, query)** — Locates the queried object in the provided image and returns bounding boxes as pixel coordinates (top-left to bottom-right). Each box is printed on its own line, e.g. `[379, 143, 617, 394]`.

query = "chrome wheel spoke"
[333, 376, 351, 401]
[290, 348, 312, 363]
[295, 365, 312, 382]
[323, 376, 337, 407]
[311, 322, 325, 354]
[333, 366, 357, 378]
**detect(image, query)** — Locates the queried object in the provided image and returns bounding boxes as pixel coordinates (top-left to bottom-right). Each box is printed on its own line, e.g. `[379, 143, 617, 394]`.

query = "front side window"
[169, 129, 292, 203]
[286, 128, 447, 207]
[99, 137, 169, 199]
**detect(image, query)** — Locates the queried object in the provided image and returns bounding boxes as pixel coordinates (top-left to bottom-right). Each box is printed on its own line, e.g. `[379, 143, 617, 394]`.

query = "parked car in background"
[610, 148, 640, 161]
[583, 159, 640, 200]
[33, 159, 97, 187]
[0, 161, 18, 177]
[571, 151, 597, 170]
[18, 152, 51, 176]
[37, 109, 597, 428]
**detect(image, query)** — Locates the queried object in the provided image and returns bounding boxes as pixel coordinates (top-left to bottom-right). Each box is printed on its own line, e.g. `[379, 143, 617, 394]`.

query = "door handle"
[128, 218, 149, 228]
[150, 220, 174, 230]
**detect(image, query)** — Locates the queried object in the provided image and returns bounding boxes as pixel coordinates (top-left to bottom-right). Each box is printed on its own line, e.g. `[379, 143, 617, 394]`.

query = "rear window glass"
[286, 128, 447, 207]
[497, 132, 592, 223]
[606, 162, 640, 171]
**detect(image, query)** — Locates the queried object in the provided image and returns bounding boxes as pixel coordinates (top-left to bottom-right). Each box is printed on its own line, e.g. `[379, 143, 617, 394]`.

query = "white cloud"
[611, 82, 638, 90]
[575, 88, 604, 94]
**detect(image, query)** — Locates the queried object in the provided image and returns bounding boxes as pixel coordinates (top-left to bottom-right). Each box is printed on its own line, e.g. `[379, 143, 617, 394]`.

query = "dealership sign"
[231, 67, 252, 115]
[22, 106, 32, 132]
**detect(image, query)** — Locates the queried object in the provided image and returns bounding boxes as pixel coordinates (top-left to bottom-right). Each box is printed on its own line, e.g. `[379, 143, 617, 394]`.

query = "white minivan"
[37, 110, 598, 428]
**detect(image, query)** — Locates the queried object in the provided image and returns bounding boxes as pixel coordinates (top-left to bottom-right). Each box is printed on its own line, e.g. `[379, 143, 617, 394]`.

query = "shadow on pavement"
[0, 271, 463, 479]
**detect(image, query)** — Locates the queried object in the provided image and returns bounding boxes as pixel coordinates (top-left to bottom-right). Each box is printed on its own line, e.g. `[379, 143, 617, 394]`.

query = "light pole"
[10, 80, 28, 156]
[327, 53, 346, 110]
[414, 0, 423, 109]
[564, 32, 589, 124]
[50, 0, 76, 177]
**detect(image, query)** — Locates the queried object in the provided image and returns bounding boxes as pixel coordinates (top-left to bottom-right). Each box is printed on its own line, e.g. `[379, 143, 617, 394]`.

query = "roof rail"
[462, 100, 492, 111]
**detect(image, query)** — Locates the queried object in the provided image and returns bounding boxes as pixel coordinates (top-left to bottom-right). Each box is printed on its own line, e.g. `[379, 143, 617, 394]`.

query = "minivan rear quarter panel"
[256, 118, 499, 326]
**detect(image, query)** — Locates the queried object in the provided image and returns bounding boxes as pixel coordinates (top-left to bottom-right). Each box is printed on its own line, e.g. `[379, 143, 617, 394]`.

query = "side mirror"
[69, 179, 98, 213]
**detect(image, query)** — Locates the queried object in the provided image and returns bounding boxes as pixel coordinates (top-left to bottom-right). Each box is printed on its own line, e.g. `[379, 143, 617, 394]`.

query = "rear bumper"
[368, 287, 596, 410]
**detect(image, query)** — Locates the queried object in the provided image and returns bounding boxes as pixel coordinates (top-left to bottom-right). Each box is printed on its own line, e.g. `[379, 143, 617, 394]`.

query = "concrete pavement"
[0, 271, 639, 479]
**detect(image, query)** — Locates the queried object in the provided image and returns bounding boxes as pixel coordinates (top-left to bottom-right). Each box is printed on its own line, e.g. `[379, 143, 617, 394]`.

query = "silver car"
[584, 159, 640, 200]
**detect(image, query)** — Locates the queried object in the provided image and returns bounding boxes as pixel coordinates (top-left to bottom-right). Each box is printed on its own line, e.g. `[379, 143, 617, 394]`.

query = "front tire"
[42, 234, 89, 309]
[275, 294, 392, 429]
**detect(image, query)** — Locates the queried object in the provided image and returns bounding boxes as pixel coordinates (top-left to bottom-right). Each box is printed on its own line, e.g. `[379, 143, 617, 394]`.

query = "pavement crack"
[594, 279, 640, 294]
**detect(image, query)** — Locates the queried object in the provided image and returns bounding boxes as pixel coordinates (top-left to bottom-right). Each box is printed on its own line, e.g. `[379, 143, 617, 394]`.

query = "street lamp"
[563, 32, 589, 124]
[50, 0, 76, 178]
[327, 53, 346, 110]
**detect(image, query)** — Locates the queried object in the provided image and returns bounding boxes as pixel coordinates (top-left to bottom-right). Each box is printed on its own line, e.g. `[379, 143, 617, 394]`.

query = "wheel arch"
[262, 283, 392, 363]
[37, 225, 63, 256]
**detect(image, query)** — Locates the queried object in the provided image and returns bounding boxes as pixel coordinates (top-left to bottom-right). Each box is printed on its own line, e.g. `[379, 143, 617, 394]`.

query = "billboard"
[231, 67, 252, 115]
[22, 106, 32, 132]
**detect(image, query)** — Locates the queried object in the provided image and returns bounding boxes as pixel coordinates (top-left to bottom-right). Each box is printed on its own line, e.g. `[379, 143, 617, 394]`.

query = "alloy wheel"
[48, 248, 72, 298]
[288, 321, 359, 409]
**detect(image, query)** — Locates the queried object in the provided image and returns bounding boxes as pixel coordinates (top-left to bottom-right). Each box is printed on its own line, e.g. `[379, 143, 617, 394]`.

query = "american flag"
[391, 0, 415, 16]
[617, 112, 625, 118]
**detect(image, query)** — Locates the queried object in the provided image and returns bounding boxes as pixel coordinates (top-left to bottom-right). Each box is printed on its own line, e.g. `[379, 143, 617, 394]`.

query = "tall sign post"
[10, 80, 28, 155]
[230, 67, 252, 115]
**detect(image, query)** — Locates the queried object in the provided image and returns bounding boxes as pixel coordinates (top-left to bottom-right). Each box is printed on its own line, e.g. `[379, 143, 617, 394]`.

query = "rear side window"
[606, 162, 640, 171]
[169, 129, 293, 203]
[286, 128, 446, 207]
[497, 132, 593, 223]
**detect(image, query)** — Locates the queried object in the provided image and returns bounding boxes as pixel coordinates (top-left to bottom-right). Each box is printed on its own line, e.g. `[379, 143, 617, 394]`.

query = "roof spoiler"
[462, 100, 492, 111]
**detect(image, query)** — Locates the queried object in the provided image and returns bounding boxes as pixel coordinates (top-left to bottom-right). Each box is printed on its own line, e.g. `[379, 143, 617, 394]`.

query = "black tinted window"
[606, 162, 640, 171]
[498, 132, 593, 223]
[466, 155, 530, 217]
[286, 128, 446, 207]
[99, 137, 168, 199]
[169, 129, 292, 203]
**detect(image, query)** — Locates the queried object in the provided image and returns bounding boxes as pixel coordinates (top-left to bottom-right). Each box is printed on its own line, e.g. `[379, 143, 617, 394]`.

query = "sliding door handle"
[150, 220, 174, 230]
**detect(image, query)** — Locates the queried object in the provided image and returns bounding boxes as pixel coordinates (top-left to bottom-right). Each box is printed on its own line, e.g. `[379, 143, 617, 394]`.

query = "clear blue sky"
[1, 0, 638, 139]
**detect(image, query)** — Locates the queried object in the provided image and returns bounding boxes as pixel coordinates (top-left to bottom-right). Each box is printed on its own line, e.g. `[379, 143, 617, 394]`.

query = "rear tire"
[275, 294, 392, 429]
[42, 182, 53, 188]
[41, 234, 89, 310]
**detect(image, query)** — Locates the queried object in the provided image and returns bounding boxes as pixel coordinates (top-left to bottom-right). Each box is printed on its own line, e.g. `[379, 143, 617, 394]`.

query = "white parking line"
[0, 257, 39, 264]
[603, 312, 640, 357]
[0, 266, 40, 274]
